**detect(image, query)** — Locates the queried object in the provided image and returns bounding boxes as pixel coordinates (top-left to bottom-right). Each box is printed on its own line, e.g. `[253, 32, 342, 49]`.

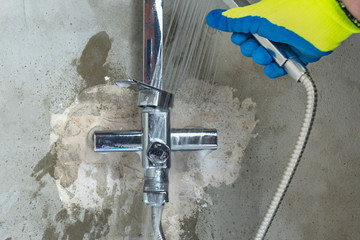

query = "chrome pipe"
[171, 129, 217, 151]
[141, 107, 171, 206]
[94, 130, 142, 152]
[94, 129, 218, 152]
[151, 206, 166, 240]
[144, 0, 163, 89]
[141, 107, 171, 169]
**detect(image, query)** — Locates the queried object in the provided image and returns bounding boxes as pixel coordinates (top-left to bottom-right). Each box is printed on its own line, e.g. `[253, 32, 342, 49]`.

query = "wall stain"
[30, 30, 140, 240]
[42, 209, 112, 240]
[30, 74, 256, 239]
[76, 31, 112, 88]
[42, 226, 59, 240]
[32, 180, 47, 198]
[31, 84, 139, 191]
[31, 149, 58, 181]
[180, 210, 200, 240]
[31, 31, 115, 188]
[63, 209, 112, 240]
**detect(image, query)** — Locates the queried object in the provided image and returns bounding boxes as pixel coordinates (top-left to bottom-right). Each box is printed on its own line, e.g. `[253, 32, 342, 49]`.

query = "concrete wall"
[0, 0, 359, 239]
[199, 28, 360, 240]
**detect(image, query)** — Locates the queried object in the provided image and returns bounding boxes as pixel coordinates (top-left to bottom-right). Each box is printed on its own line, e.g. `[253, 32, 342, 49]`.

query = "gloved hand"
[206, 0, 360, 78]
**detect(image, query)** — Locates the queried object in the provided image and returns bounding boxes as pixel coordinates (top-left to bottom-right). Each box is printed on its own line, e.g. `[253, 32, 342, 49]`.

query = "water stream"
[163, 0, 223, 97]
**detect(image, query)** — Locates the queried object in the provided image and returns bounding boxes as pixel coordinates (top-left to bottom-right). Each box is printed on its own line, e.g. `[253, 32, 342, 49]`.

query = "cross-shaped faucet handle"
[92, 80, 217, 207]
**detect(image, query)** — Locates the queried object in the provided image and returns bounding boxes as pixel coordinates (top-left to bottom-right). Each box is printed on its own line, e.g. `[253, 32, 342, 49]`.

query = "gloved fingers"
[206, 9, 232, 32]
[264, 62, 287, 79]
[289, 45, 326, 64]
[240, 38, 259, 57]
[206, 7, 332, 68]
[252, 46, 273, 65]
[207, 8, 271, 34]
[207, 8, 262, 33]
[231, 32, 251, 46]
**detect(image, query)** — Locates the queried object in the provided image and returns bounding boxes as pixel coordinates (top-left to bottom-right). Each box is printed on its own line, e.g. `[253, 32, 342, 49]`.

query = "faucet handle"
[114, 79, 160, 91]
[114, 79, 174, 108]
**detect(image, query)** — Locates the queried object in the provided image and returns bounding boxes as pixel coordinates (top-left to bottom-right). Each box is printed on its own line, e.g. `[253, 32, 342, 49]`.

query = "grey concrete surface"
[0, 0, 359, 240]
[198, 25, 360, 240]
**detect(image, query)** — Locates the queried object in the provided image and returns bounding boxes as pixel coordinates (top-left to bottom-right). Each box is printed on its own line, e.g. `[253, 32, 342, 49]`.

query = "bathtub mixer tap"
[92, 0, 217, 237]
[93, 79, 217, 207]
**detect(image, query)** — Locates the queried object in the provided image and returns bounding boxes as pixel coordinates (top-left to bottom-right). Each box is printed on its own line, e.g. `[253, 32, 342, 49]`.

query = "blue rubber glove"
[206, 0, 360, 78]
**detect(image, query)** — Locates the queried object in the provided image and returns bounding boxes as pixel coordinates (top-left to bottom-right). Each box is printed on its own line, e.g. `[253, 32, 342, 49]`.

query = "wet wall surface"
[0, 0, 360, 240]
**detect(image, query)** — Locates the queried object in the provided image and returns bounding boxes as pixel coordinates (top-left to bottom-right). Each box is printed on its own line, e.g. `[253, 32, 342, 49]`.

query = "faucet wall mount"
[93, 79, 217, 207]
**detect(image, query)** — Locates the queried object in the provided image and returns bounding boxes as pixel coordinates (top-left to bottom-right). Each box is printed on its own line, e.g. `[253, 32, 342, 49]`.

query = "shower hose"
[208, 1, 318, 237]
[254, 74, 317, 240]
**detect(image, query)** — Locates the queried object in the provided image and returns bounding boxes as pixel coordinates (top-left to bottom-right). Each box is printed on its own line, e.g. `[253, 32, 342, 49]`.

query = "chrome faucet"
[92, 0, 217, 237]
[93, 78, 217, 207]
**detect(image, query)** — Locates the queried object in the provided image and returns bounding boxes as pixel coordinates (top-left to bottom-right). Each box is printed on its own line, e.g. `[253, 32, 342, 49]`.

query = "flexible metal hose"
[152, 206, 166, 240]
[254, 75, 317, 240]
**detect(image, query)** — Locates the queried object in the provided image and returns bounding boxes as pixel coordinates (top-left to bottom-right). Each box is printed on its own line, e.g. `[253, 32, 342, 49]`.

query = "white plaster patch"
[50, 81, 257, 239]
